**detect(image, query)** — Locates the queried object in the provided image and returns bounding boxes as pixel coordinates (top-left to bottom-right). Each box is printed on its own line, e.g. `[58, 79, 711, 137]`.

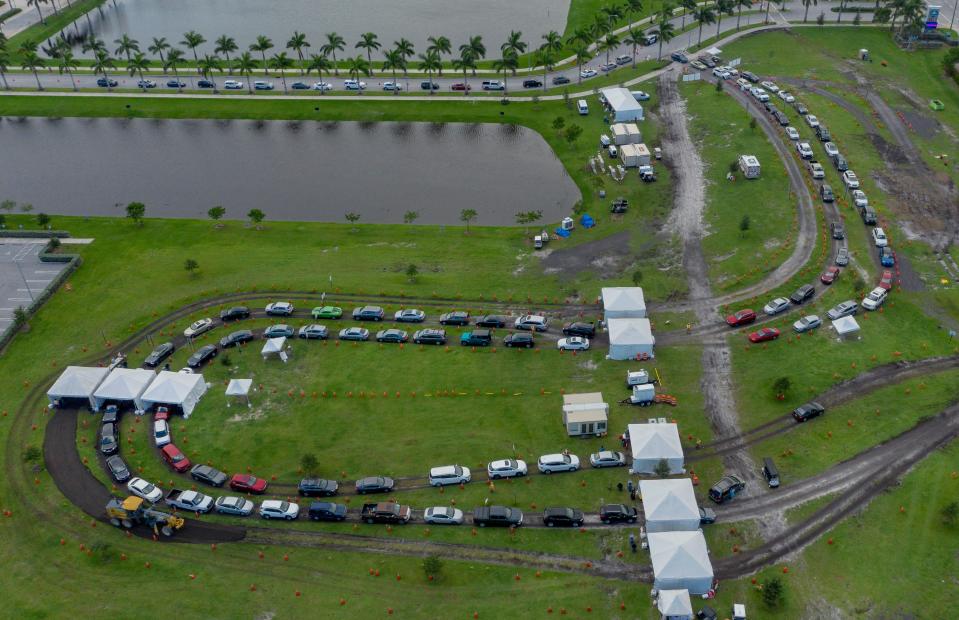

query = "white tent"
[640, 478, 701, 532]
[47, 366, 110, 409]
[225, 378, 254, 408]
[602, 287, 647, 320]
[92, 367, 157, 413]
[601, 87, 644, 122]
[832, 315, 861, 340]
[628, 423, 684, 474]
[607, 318, 655, 360]
[139, 371, 207, 418]
[648, 530, 714, 595]
[657, 589, 693, 620]
[261, 336, 288, 362]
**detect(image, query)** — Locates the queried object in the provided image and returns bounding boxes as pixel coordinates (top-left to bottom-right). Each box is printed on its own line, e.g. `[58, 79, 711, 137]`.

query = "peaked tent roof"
[657, 589, 693, 616]
[602, 287, 647, 311]
[261, 337, 286, 355]
[225, 378, 253, 397]
[608, 318, 654, 345]
[47, 366, 110, 400]
[93, 368, 156, 401]
[832, 315, 861, 335]
[629, 423, 683, 459]
[648, 530, 713, 580]
[140, 371, 205, 404]
[640, 478, 699, 522]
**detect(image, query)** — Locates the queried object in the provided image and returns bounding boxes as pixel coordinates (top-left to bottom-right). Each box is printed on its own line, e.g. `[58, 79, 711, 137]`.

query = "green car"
[930, 99, 944, 111]
[312, 306, 343, 319]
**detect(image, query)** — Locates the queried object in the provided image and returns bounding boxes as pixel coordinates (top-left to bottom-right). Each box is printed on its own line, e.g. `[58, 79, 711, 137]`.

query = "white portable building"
[832, 315, 861, 340]
[607, 318, 655, 360]
[628, 422, 684, 474]
[657, 589, 693, 620]
[602, 287, 647, 320]
[738, 154, 761, 179]
[625, 123, 642, 144]
[611, 123, 630, 145]
[620, 143, 651, 167]
[139, 370, 208, 418]
[92, 367, 157, 413]
[640, 478, 701, 532]
[601, 87, 645, 122]
[648, 530, 714, 595]
[562, 392, 609, 436]
[47, 366, 110, 409]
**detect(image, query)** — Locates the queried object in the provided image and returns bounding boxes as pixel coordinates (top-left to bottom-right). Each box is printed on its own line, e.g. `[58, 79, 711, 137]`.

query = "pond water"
[64, 0, 569, 58]
[0, 116, 580, 225]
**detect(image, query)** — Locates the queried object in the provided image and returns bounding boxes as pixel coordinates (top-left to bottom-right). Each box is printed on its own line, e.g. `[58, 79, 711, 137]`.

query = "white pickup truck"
[165, 488, 213, 513]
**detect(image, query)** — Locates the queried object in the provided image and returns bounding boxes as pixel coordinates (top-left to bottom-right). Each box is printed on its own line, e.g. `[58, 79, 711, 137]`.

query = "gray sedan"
[338, 327, 370, 341]
[298, 324, 329, 340]
[214, 496, 255, 516]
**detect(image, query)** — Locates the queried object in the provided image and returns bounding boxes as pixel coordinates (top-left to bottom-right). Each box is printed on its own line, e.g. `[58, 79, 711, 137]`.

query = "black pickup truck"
[472, 505, 524, 527]
[360, 502, 411, 524]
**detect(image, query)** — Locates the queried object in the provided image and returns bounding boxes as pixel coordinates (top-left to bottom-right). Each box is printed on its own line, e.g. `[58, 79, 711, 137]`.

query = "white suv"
[514, 314, 549, 331]
[872, 227, 888, 247]
[259, 500, 300, 520]
[842, 170, 860, 189]
[153, 419, 171, 447]
[797, 142, 814, 159]
[537, 453, 581, 473]
[852, 190, 868, 208]
[428, 465, 472, 486]
[861, 287, 888, 311]
[805, 114, 820, 128]
[487, 459, 528, 479]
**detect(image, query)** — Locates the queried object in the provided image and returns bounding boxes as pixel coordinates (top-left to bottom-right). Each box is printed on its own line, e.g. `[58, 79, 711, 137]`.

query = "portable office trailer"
[738, 154, 761, 179]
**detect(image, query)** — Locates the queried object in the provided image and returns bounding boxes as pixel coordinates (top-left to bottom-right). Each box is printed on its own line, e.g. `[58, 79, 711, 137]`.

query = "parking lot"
[0, 241, 69, 327]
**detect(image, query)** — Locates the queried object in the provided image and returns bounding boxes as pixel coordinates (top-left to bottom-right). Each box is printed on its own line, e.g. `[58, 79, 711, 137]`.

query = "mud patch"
[578, 359, 599, 371]
[227, 408, 267, 423]
[540, 231, 632, 277]
[898, 109, 938, 140]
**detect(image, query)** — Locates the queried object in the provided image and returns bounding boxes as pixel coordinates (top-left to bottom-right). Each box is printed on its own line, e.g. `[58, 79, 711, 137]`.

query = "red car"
[725, 309, 757, 327]
[820, 266, 840, 285]
[154, 406, 169, 421]
[161, 444, 191, 473]
[450, 83, 472, 91]
[878, 270, 894, 290]
[748, 327, 781, 343]
[230, 474, 269, 494]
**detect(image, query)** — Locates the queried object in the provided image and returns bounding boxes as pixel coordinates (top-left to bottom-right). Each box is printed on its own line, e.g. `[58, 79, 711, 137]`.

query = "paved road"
[0, 240, 68, 326]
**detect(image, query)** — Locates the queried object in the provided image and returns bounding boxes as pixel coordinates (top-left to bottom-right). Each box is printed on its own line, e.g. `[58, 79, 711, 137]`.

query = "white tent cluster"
[648, 530, 714, 595]
[602, 287, 654, 360]
[640, 479, 701, 532]
[46, 366, 110, 410]
[600, 87, 645, 122]
[628, 422, 684, 475]
[92, 368, 156, 413]
[140, 371, 207, 418]
[48, 366, 208, 417]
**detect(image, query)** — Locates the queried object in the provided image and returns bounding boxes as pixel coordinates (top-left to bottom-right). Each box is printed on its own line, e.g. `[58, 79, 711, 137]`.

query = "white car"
[785, 126, 800, 140]
[872, 227, 888, 247]
[428, 465, 471, 486]
[796, 142, 813, 159]
[487, 459, 528, 479]
[736, 78, 751, 91]
[514, 314, 548, 331]
[259, 500, 300, 520]
[805, 114, 820, 128]
[809, 161, 825, 179]
[344, 79, 367, 90]
[312, 82, 333, 91]
[589, 450, 626, 468]
[183, 318, 214, 338]
[580, 68, 598, 78]
[556, 337, 590, 351]
[153, 419, 171, 447]
[778, 90, 795, 103]
[842, 170, 860, 189]
[793, 315, 822, 333]
[861, 287, 888, 311]
[760, 80, 779, 93]
[223, 79, 244, 89]
[383, 81, 403, 91]
[537, 453, 581, 473]
[127, 477, 163, 504]
[423, 506, 465, 525]
[253, 80, 274, 90]
[214, 496, 255, 516]
[851, 190, 868, 208]
[712, 67, 730, 79]
[763, 297, 790, 315]
[265, 301, 294, 316]
[823, 142, 839, 158]
[394, 308, 426, 322]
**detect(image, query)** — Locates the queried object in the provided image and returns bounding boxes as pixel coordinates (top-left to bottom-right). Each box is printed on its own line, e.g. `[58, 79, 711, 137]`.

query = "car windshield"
[246, 477, 259, 485]
[277, 502, 289, 511]
[139, 482, 155, 493]
[171, 453, 184, 463]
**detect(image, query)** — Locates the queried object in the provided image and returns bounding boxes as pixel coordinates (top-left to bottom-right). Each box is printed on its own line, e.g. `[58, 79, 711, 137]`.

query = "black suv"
[562, 322, 596, 338]
[792, 401, 825, 422]
[190, 464, 228, 487]
[106, 455, 131, 482]
[298, 478, 339, 497]
[789, 284, 815, 304]
[413, 329, 447, 345]
[309, 502, 348, 521]
[543, 507, 584, 527]
[820, 184, 834, 203]
[504, 332, 535, 348]
[187, 344, 218, 368]
[599, 504, 638, 524]
[859, 206, 877, 225]
[220, 330, 254, 348]
[220, 306, 250, 321]
[830, 222, 845, 240]
[708, 475, 745, 503]
[816, 125, 831, 141]
[439, 311, 470, 326]
[832, 154, 848, 172]
[144, 342, 175, 367]
[475, 315, 506, 328]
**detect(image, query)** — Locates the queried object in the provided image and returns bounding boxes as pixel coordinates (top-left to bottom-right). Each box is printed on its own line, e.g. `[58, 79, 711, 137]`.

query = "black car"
[220, 306, 250, 321]
[741, 70, 759, 83]
[197, 79, 215, 88]
[543, 506, 584, 527]
[552, 75, 571, 85]
[186, 344, 217, 368]
[775, 111, 789, 126]
[816, 125, 831, 141]
[860, 206, 877, 225]
[355, 476, 395, 494]
[219, 330, 254, 348]
[522, 79, 543, 88]
[792, 401, 825, 422]
[473, 505, 523, 527]
[696, 605, 719, 620]
[820, 184, 834, 203]
[144, 342, 175, 367]
[190, 464, 228, 487]
[375, 329, 408, 343]
[352, 306, 385, 321]
[106, 455, 131, 482]
[599, 504, 638, 524]
[99, 423, 118, 456]
[475, 315, 506, 328]
[298, 478, 339, 497]
[699, 507, 717, 525]
[789, 284, 815, 304]
[308, 502, 348, 521]
[794, 102, 809, 115]
[291, 81, 309, 89]
[439, 311, 470, 326]
[504, 332, 534, 348]
[830, 222, 845, 240]
[96, 78, 118, 87]
[832, 154, 848, 172]
[562, 322, 596, 338]
[670, 51, 688, 64]
[166, 79, 186, 88]
[708, 475, 745, 503]
[420, 80, 440, 90]
[412, 328, 447, 345]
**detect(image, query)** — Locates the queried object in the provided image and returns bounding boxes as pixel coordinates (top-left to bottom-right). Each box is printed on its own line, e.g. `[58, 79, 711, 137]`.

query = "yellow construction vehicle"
[105, 496, 185, 537]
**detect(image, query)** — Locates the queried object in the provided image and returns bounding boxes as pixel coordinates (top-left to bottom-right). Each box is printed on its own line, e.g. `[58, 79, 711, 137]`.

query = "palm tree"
[381, 48, 402, 94]
[540, 29, 563, 71]
[600, 3, 625, 29]
[459, 35, 485, 76]
[694, 6, 716, 45]
[91, 49, 116, 91]
[181, 30, 206, 69]
[114, 34, 139, 63]
[624, 0, 644, 25]
[127, 51, 150, 90]
[305, 53, 331, 92]
[623, 27, 643, 68]
[250, 35, 274, 74]
[20, 48, 44, 90]
[286, 31, 309, 72]
[679, 0, 697, 28]
[345, 55, 371, 93]
[0, 45, 10, 91]
[501, 30, 526, 75]
[715, 0, 735, 37]
[81, 35, 106, 56]
[735, 0, 753, 28]
[268, 51, 293, 92]
[763, 0, 781, 24]
[214, 35, 237, 73]
[57, 48, 79, 90]
[599, 32, 621, 67]
[197, 53, 222, 90]
[148, 37, 170, 69]
[417, 50, 441, 94]
[164, 47, 186, 91]
[566, 26, 593, 48]
[491, 49, 518, 92]
[801, 0, 818, 22]
[321, 32, 345, 75]
[652, 19, 675, 60]
[233, 51, 257, 93]
[355, 32, 380, 74]
[572, 44, 590, 83]
[393, 37, 414, 75]
[26, 0, 44, 24]
[535, 49, 554, 91]
[426, 35, 451, 75]
[451, 49, 475, 95]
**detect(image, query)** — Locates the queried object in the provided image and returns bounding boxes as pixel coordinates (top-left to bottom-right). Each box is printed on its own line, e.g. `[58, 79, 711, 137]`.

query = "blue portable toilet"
[580, 214, 596, 229]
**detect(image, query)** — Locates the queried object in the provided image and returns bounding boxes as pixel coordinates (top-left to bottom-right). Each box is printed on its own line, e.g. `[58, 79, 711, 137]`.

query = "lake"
[0, 116, 580, 225]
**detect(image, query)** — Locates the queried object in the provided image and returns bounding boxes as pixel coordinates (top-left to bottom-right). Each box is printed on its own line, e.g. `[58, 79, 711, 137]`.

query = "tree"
[300, 453, 319, 476]
[248, 208, 265, 227]
[345, 212, 361, 231]
[623, 27, 643, 68]
[941, 501, 959, 527]
[679, 0, 697, 28]
[460, 208, 477, 233]
[126, 202, 145, 225]
[552, 116, 566, 132]
[772, 376, 791, 398]
[802, 0, 818, 22]
[57, 48, 80, 91]
[286, 31, 310, 71]
[501, 30, 526, 75]
[739, 214, 751, 235]
[417, 50, 441, 94]
[598, 32, 621, 68]
[632, 270, 643, 286]
[715, 79, 723, 92]
[852, 11, 861, 25]
[208, 206, 226, 226]
[540, 29, 563, 62]
[306, 54, 333, 89]
[762, 577, 784, 607]
[197, 54, 222, 90]
[381, 48, 404, 94]
[405, 263, 419, 282]
[816, 10, 825, 25]
[234, 51, 258, 93]
[184, 258, 199, 277]
[652, 19, 676, 60]
[346, 55, 372, 92]
[12, 306, 28, 330]
[20, 48, 45, 90]
[81, 35, 107, 57]
[127, 51, 151, 91]
[26, 0, 45, 24]
[572, 44, 591, 83]
[735, 0, 753, 28]
[715, 0, 736, 38]
[91, 49, 115, 91]
[694, 6, 716, 46]
[426, 35, 452, 75]
[250, 35, 274, 74]
[654, 458, 671, 478]
[491, 49, 518, 93]
[321, 32, 345, 75]
[355, 32, 381, 74]
[214, 35, 238, 73]
[535, 48, 555, 92]
[180, 30, 206, 70]
[750, 117, 758, 131]
[164, 48, 186, 91]
[0, 200, 15, 212]
[515, 210, 543, 234]
[269, 52, 294, 93]
[393, 38, 415, 75]
[149, 36, 171, 69]
[563, 124, 583, 145]
[36, 212, 50, 228]
[422, 555, 444, 581]
[452, 49, 476, 95]
[20, 203, 33, 214]
[0, 43, 10, 91]
[403, 210, 419, 225]
[460, 35, 486, 76]
[114, 33, 139, 62]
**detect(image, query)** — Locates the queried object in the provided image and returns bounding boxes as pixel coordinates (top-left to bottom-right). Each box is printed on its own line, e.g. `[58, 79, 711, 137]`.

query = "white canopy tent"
[47, 366, 110, 409]
[628, 423, 684, 474]
[601, 87, 645, 122]
[832, 315, 861, 340]
[92, 367, 157, 413]
[657, 589, 693, 620]
[139, 371, 207, 418]
[648, 530, 714, 595]
[261, 337, 289, 362]
[607, 318, 655, 360]
[640, 478, 701, 532]
[602, 287, 647, 320]
[225, 378, 254, 408]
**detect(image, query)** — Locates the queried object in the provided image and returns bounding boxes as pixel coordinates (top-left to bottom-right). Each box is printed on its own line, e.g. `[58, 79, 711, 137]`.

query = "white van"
[872, 227, 888, 247]
[577, 99, 589, 115]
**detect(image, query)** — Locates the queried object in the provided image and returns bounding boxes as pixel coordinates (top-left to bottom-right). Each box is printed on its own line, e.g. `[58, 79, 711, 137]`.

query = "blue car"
[879, 247, 896, 267]
[670, 51, 689, 64]
[291, 81, 309, 90]
[96, 78, 118, 88]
